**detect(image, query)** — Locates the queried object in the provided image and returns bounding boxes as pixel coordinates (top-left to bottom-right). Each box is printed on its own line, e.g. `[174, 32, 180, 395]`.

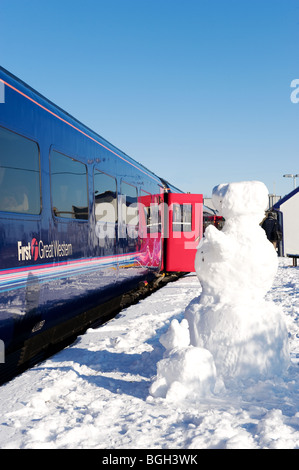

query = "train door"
[138, 191, 162, 268]
[165, 193, 203, 272]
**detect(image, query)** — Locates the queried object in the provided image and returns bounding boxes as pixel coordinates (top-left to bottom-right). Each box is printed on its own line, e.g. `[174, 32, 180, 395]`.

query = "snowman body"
[185, 181, 290, 380]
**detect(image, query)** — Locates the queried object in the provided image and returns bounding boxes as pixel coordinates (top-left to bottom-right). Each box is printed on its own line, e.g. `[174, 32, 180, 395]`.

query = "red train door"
[165, 193, 203, 272]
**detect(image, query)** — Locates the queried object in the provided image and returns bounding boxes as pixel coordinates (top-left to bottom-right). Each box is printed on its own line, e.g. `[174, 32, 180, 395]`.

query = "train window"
[0, 127, 41, 214]
[94, 170, 117, 223]
[140, 190, 151, 234]
[120, 182, 139, 227]
[50, 150, 88, 220]
[120, 182, 139, 245]
[151, 195, 162, 233]
[172, 203, 192, 232]
[139, 192, 162, 236]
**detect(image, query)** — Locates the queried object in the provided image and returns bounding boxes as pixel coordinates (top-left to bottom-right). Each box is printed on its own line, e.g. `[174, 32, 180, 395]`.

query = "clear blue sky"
[1, 0, 299, 198]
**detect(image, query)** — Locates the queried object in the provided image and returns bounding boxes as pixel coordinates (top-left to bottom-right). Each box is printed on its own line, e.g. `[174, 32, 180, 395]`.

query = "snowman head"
[212, 181, 269, 220]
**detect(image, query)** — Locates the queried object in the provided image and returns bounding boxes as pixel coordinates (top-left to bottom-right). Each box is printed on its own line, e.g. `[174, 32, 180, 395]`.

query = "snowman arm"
[202, 225, 233, 260]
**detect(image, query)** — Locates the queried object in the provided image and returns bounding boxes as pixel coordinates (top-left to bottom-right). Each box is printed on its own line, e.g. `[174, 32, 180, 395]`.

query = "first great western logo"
[17, 239, 73, 261]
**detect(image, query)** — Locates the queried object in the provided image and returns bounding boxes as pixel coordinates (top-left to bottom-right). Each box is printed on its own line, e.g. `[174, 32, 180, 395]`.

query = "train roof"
[273, 186, 299, 209]
[203, 205, 217, 215]
[0, 66, 173, 189]
[159, 177, 184, 193]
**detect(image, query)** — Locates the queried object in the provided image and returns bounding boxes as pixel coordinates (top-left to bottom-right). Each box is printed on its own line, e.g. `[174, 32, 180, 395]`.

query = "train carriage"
[0, 67, 203, 383]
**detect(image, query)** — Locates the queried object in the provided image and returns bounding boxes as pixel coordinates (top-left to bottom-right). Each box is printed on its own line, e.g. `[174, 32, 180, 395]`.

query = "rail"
[286, 254, 299, 267]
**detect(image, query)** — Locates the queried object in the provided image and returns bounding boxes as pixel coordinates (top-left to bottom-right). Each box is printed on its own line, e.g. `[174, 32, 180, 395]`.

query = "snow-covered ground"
[0, 258, 298, 449]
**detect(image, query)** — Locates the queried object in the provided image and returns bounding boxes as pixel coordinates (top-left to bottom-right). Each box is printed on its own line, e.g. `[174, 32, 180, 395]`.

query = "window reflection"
[0, 126, 41, 214]
[173, 204, 192, 232]
[121, 181, 138, 226]
[120, 182, 139, 249]
[94, 170, 117, 223]
[51, 150, 88, 219]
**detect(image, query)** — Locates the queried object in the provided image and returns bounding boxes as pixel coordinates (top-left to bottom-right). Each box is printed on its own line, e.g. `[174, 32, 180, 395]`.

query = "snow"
[0, 259, 298, 449]
[0, 181, 298, 449]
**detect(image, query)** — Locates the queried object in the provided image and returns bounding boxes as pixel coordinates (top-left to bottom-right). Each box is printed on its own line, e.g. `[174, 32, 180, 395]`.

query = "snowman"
[150, 181, 290, 401]
[185, 181, 290, 381]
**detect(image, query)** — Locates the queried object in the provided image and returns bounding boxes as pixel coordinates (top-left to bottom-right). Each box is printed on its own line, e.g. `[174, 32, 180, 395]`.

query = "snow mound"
[150, 319, 216, 401]
[159, 318, 190, 350]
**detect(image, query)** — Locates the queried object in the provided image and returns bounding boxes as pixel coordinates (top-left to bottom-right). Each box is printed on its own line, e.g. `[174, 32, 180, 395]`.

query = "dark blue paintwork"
[0, 67, 167, 365]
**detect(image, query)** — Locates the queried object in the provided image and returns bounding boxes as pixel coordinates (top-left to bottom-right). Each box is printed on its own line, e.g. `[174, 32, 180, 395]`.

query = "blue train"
[0, 67, 204, 384]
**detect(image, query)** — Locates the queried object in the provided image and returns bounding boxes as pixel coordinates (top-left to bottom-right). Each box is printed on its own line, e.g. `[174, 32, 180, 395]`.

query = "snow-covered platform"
[0, 258, 298, 449]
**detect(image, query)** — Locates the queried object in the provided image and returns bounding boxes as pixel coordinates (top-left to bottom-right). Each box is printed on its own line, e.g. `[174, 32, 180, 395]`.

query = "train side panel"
[0, 69, 164, 377]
